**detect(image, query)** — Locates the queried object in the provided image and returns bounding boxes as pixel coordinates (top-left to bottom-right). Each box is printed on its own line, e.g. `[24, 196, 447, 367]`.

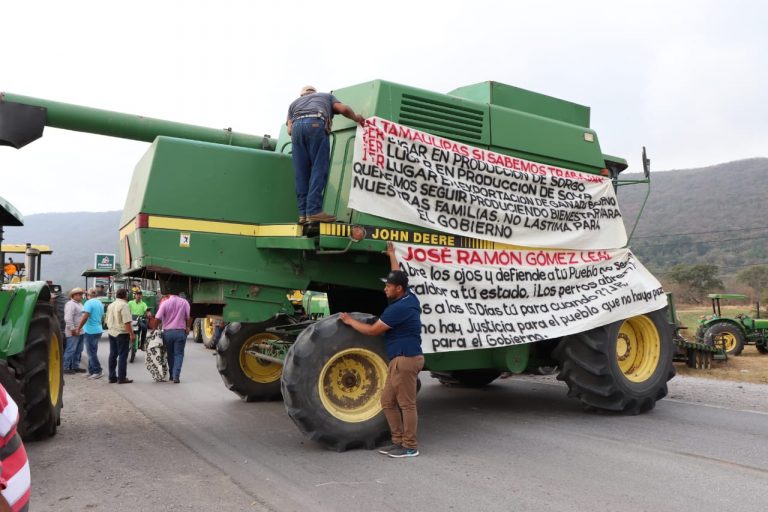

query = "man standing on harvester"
[340, 242, 424, 458]
[287, 85, 365, 224]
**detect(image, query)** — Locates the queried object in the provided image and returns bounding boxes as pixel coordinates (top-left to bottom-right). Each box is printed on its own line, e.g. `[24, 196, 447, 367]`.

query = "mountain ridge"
[3, 157, 766, 291]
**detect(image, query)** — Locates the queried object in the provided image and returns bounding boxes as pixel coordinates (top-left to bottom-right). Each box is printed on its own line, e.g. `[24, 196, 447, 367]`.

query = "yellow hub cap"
[204, 317, 215, 339]
[318, 348, 388, 423]
[49, 331, 61, 406]
[616, 315, 661, 383]
[239, 333, 283, 383]
[719, 333, 737, 352]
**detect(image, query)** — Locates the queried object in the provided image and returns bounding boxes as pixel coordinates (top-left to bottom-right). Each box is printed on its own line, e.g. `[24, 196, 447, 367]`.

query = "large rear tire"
[192, 319, 203, 344]
[554, 308, 675, 414]
[282, 313, 390, 451]
[216, 321, 283, 401]
[202, 317, 216, 348]
[6, 302, 64, 440]
[704, 322, 745, 356]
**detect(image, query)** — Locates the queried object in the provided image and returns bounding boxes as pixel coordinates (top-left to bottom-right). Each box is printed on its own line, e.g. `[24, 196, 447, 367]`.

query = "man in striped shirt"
[0, 383, 30, 511]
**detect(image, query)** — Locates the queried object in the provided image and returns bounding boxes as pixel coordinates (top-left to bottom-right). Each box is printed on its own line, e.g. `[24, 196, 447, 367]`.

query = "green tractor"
[696, 293, 768, 356]
[0, 198, 64, 440]
[1, 82, 674, 450]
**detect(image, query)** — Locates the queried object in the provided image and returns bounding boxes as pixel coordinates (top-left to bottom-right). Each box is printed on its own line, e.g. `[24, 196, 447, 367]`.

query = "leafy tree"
[737, 265, 768, 301]
[667, 264, 723, 303]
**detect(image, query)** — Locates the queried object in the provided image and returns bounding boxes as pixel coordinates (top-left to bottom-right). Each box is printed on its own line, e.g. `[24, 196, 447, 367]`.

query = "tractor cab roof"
[708, 293, 748, 301]
[0, 197, 23, 227]
[1, 244, 53, 254]
[81, 268, 120, 278]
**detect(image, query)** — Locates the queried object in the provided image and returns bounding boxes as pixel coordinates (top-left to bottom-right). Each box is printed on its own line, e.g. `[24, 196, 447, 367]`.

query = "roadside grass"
[673, 304, 768, 384]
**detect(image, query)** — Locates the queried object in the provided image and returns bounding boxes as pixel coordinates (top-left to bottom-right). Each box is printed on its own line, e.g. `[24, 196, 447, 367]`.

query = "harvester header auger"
[0, 92, 275, 150]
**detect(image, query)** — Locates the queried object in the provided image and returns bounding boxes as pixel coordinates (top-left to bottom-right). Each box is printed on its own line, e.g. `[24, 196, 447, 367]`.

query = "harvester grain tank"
[0, 82, 674, 450]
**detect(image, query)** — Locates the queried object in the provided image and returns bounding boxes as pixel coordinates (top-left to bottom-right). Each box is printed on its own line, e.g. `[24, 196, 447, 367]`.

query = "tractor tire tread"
[553, 308, 674, 414]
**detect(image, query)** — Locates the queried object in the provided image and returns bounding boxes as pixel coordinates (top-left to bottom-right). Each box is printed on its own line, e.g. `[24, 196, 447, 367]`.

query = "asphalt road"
[107, 339, 768, 512]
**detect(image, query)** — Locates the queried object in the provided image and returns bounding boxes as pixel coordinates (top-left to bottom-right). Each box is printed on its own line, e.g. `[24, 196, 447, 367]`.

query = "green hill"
[2, 158, 766, 292]
[3, 211, 121, 292]
[620, 158, 768, 277]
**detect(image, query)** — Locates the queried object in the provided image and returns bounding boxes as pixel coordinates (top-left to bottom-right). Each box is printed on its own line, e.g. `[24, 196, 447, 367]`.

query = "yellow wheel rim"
[318, 348, 388, 423]
[204, 317, 215, 339]
[239, 333, 283, 383]
[49, 330, 61, 406]
[616, 315, 661, 383]
[719, 332, 737, 352]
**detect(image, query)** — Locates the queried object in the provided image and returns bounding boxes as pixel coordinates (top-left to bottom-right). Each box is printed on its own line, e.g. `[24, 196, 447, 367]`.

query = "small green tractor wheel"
[554, 308, 675, 414]
[202, 317, 216, 348]
[192, 319, 203, 344]
[756, 344, 768, 355]
[282, 313, 390, 451]
[431, 369, 501, 387]
[704, 322, 745, 356]
[216, 321, 283, 401]
[6, 301, 64, 440]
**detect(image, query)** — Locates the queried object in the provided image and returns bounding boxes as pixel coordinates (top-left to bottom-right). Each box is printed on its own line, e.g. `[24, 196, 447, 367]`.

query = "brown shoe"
[118, 379, 133, 384]
[306, 212, 336, 222]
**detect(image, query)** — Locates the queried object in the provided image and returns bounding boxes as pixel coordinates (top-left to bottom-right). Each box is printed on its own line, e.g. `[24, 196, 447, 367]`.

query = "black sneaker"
[377, 443, 402, 455]
[63, 369, 76, 375]
[387, 447, 419, 458]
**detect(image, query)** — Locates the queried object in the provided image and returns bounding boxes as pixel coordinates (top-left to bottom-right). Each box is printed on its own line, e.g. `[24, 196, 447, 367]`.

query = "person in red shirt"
[0, 383, 30, 511]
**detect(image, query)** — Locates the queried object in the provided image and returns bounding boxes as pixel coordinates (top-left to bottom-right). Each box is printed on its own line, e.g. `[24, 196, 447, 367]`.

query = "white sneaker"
[90, 371, 103, 380]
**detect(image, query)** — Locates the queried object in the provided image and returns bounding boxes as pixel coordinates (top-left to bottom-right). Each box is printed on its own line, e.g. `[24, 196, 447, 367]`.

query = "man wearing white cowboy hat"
[63, 287, 87, 374]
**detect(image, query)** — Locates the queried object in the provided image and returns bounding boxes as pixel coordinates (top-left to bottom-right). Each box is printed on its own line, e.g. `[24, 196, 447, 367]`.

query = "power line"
[653, 261, 768, 277]
[632, 226, 768, 239]
[633, 234, 768, 248]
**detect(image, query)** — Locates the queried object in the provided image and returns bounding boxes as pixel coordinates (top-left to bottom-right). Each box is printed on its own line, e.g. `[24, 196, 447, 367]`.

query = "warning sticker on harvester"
[391, 243, 666, 354]
[350, 117, 626, 250]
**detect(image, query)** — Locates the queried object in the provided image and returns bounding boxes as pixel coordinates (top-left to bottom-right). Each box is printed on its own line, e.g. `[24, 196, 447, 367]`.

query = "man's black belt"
[294, 114, 325, 121]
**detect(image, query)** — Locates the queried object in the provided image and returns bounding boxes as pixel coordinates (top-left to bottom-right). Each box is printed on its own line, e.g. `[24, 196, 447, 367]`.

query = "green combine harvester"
[0, 199, 64, 440]
[0, 82, 675, 450]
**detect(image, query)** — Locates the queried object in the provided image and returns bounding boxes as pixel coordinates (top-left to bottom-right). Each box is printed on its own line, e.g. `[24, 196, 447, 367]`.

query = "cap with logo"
[381, 270, 409, 288]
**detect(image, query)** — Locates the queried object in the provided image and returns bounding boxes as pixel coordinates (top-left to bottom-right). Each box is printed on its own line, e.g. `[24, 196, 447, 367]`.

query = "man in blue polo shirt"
[75, 288, 105, 379]
[340, 242, 424, 458]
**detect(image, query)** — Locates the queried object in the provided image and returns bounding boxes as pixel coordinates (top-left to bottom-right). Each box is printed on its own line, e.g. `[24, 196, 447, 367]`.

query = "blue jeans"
[108, 334, 130, 381]
[163, 329, 187, 380]
[84, 333, 103, 375]
[64, 334, 84, 370]
[291, 117, 330, 216]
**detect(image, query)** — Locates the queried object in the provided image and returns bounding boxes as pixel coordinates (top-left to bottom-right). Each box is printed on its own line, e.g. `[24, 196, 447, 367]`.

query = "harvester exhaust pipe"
[25, 243, 40, 281]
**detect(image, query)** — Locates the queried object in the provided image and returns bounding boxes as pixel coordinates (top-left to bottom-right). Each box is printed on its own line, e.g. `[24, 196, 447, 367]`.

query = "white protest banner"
[351, 117, 627, 250]
[392, 243, 666, 354]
